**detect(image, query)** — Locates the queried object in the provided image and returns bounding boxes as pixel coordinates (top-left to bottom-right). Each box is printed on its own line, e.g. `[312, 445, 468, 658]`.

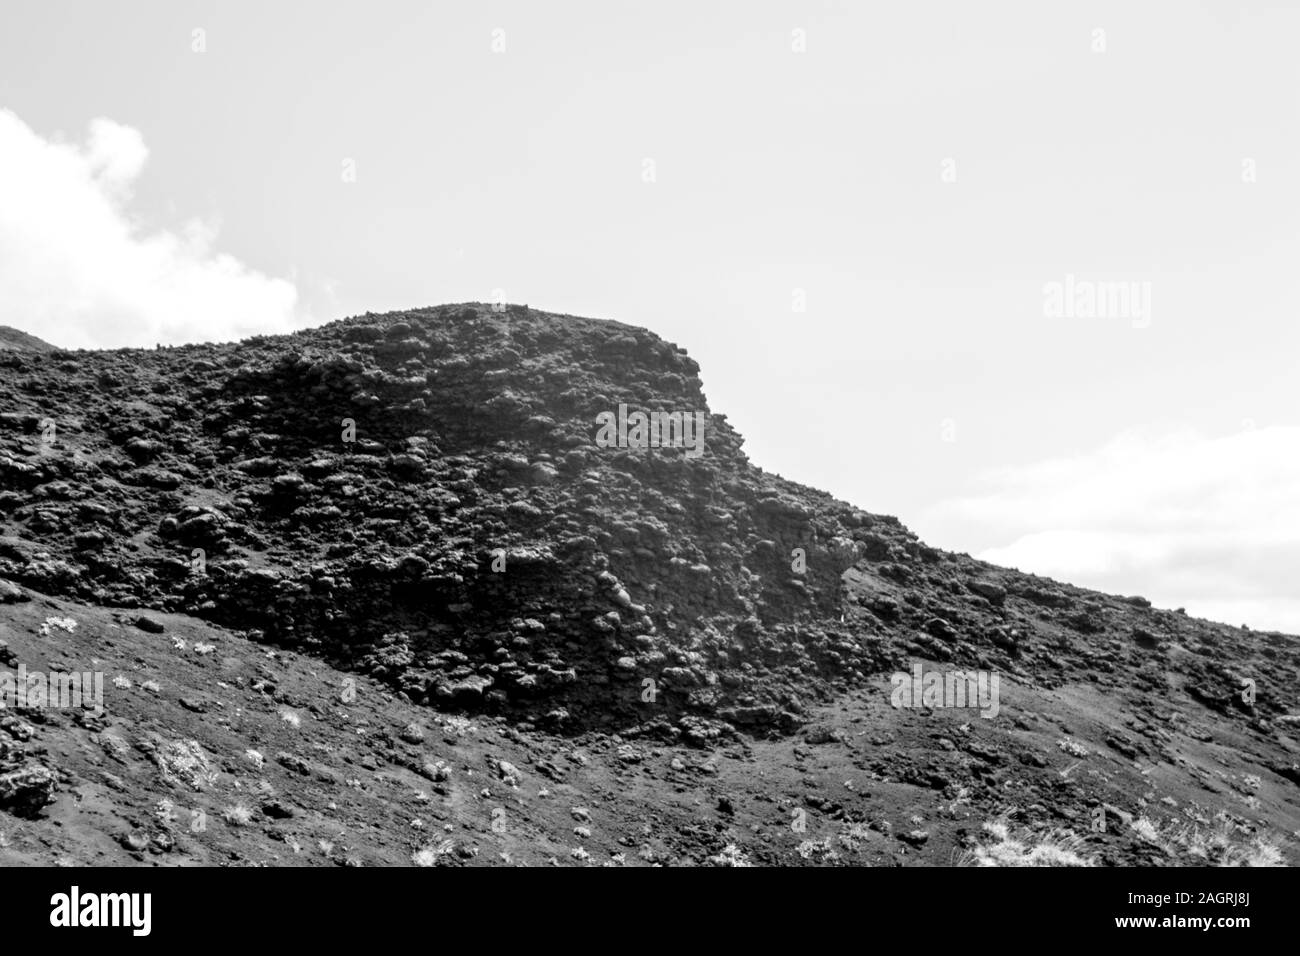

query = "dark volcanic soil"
[0, 304, 1297, 866]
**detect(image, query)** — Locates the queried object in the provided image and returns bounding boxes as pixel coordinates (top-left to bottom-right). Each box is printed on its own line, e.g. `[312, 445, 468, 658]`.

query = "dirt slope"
[1, 583, 1293, 866]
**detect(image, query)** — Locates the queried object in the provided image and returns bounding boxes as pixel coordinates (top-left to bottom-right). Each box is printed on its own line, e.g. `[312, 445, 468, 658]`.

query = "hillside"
[0, 326, 54, 352]
[0, 303, 1296, 866]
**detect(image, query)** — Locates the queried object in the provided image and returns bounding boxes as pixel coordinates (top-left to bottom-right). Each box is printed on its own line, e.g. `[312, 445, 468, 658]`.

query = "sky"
[1, 0, 1297, 632]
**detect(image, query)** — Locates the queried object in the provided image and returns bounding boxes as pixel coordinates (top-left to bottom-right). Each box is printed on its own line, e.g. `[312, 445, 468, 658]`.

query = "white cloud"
[919, 426, 1300, 635]
[0, 109, 301, 348]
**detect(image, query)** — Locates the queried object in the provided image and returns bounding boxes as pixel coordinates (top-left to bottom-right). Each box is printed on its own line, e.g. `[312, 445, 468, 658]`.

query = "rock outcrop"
[0, 305, 1295, 746]
[0, 306, 910, 734]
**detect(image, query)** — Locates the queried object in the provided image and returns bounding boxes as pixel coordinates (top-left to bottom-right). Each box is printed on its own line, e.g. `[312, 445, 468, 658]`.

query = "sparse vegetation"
[38, 616, 77, 636]
[222, 803, 253, 826]
[411, 840, 454, 867]
[838, 822, 877, 852]
[1157, 813, 1285, 867]
[966, 821, 1097, 867]
[1057, 737, 1089, 757]
[796, 838, 840, 863]
[1130, 816, 1161, 843]
[707, 844, 753, 867]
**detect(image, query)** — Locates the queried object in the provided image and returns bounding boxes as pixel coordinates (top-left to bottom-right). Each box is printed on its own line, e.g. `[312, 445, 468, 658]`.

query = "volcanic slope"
[0, 303, 1297, 865]
[0, 327, 54, 353]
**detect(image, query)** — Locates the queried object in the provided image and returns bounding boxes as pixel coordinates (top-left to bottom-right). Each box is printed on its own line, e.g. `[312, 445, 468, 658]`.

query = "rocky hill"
[0, 303, 1296, 866]
[0, 326, 54, 353]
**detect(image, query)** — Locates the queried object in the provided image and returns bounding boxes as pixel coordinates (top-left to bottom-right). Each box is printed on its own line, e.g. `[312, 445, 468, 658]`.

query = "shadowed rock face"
[0, 305, 1296, 748]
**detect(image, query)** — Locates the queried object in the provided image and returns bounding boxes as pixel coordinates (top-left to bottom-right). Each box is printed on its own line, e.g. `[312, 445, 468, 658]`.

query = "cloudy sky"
[1, 1, 1297, 632]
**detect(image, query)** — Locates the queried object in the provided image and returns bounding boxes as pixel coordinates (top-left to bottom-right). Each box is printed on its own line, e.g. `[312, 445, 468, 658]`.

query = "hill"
[0, 303, 1296, 865]
[0, 326, 54, 352]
